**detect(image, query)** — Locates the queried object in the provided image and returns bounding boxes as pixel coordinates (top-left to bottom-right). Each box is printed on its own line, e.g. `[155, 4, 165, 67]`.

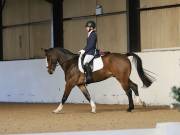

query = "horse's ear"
[44, 49, 48, 54]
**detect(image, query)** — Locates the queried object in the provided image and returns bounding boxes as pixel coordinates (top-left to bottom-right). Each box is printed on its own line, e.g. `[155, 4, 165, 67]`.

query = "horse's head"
[44, 48, 58, 74]
[44, 47, 78, 74]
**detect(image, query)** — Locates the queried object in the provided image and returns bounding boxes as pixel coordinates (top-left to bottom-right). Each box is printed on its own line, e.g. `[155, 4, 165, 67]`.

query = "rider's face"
[86, 26, 91, 32]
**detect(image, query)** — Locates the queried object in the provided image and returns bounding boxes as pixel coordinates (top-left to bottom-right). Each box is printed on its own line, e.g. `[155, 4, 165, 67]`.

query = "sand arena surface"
[0, 103, 180, 134]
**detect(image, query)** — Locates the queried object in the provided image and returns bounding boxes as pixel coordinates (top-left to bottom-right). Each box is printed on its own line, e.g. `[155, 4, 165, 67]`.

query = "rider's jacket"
[84, 31, 97, 55]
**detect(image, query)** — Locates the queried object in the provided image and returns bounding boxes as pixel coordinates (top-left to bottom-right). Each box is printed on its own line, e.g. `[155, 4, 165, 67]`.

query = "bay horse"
[45, 47, 153, 113]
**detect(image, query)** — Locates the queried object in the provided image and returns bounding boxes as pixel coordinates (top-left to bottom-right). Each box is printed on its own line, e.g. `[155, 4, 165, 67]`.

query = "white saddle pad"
[78, 54, 104, 73]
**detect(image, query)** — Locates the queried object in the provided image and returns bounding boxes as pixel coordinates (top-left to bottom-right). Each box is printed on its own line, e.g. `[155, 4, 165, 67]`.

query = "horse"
[44, 47, 154, 113]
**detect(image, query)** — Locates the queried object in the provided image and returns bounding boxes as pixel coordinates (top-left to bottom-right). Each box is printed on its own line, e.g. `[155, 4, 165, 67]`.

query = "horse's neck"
[60, 56, 78, 72]
[61, 53, 77, 62]
[57, 50, 78, 67]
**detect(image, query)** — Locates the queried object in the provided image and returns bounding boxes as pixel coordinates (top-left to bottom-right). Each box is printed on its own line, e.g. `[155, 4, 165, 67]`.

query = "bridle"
[47, 56, 69, 70]
[46, 51, 79, 71]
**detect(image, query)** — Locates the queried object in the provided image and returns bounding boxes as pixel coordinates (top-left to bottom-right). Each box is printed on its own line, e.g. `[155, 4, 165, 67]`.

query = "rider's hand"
[79, 49, 85, 54]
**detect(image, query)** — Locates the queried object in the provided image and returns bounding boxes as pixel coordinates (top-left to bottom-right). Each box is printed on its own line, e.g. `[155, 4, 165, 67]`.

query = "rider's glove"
[79, 49, 85, 54]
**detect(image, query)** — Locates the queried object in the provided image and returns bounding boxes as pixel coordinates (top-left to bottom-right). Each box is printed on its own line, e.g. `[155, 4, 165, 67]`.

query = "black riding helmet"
[85, 21, 96, 29]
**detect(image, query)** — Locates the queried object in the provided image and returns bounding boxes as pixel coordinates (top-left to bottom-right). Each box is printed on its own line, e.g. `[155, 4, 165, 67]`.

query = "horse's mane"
[58, 48, 78, 56]
[55, 47, 79, 61]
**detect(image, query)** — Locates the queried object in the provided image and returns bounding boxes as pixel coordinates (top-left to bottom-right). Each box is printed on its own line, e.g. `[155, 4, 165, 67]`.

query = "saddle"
[78, 50, 109, 73]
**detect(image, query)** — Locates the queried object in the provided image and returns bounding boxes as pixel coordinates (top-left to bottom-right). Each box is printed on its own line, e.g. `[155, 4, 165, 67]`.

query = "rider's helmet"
[85, 21, 96, 29]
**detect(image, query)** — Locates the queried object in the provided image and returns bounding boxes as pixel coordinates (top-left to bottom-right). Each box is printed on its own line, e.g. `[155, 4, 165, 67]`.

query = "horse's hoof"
[52, 111, 58, 114]
[91, 111, 96, 114]
[127, 108, 133, 112]
[52, 110, 62, 114]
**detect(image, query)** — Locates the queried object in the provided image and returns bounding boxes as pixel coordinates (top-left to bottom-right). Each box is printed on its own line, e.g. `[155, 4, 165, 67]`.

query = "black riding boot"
[84, 63, 93, 84]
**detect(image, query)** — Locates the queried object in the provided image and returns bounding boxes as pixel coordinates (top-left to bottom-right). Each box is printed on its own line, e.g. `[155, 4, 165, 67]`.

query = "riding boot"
[84, 63, 93, 84]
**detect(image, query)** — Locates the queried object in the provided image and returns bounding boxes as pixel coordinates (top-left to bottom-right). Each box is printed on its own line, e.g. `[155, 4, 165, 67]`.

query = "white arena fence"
[0, 50, 180, 105]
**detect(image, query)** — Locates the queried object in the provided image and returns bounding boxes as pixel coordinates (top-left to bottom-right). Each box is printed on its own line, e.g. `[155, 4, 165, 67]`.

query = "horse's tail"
[126, 53, 154, 87]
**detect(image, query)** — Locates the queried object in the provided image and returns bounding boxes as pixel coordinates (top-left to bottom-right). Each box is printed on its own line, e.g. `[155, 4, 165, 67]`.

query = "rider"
[79, 20, 97, 84]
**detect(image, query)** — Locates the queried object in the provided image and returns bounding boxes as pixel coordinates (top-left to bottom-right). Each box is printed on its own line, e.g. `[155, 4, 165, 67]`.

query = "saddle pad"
[78, 54, 104, 73]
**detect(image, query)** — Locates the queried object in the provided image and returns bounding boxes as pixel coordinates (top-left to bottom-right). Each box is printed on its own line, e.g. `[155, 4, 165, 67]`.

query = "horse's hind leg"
[126, 88, 134, 112]
[117, 79, 134, 112]
[78, 85, 96, 113]
[129, 79, 146, 106]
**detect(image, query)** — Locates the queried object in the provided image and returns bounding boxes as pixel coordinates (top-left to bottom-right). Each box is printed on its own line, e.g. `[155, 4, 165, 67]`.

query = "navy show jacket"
[84, 31, 97, 55]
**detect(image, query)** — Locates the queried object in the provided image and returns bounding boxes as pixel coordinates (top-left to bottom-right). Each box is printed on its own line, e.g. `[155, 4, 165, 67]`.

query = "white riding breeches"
[83, 54, 94, 65]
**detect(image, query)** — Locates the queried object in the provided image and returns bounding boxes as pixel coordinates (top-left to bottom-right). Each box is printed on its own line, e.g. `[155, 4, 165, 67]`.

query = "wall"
[0, 50, 180, 105]
[2, 0, 52, 60]
[63, 0, 127, 53]
[140, 1, 180, 50]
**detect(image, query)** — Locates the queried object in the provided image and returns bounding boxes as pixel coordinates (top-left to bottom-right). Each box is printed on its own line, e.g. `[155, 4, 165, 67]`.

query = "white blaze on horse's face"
[46, 57, 48, 67]
[46, 56, 56, 74]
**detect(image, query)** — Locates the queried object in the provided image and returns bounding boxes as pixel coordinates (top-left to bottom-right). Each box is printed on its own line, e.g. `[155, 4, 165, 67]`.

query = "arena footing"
[11, 122, 180, 135]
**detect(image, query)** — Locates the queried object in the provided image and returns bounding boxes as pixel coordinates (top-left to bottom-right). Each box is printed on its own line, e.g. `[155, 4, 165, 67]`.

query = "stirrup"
[84, 76, 93, 84]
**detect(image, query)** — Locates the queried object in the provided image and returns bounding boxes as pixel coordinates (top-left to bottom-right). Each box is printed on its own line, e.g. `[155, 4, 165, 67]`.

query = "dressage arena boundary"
[12, 123, 180, 135]
[0, 51, 180, 134]
[0, 50, 180, 105]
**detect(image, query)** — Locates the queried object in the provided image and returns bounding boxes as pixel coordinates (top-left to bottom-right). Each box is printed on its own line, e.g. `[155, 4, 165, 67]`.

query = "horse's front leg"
[53, 83, 73, 113]
[78, 85, 96, 113]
